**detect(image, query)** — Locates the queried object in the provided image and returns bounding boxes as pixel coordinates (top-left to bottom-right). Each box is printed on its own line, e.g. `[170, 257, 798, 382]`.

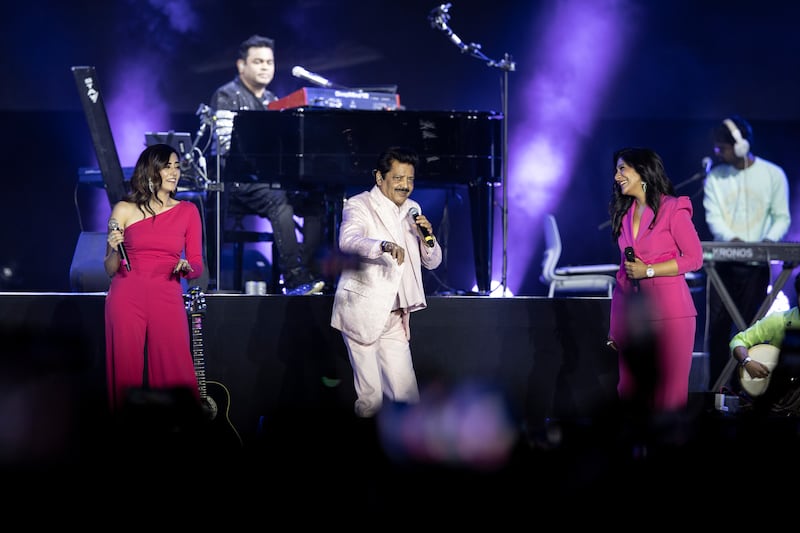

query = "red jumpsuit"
[104, 201, 204, 411]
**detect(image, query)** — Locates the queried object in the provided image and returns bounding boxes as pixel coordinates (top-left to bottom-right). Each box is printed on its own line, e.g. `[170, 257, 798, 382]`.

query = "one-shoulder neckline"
[127, 201, 184, 228]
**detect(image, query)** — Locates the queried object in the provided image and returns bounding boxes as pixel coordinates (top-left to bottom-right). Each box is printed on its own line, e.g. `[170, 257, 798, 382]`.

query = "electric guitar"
[738, 343, 781, 397]
[186, 286, 242, 447]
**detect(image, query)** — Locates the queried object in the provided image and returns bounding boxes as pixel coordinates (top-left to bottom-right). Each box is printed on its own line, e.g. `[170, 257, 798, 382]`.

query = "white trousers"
[342, 310, 420, 418]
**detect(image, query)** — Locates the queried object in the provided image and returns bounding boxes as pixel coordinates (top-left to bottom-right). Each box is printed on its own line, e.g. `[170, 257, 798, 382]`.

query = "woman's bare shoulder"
[110, 200, 138, 226]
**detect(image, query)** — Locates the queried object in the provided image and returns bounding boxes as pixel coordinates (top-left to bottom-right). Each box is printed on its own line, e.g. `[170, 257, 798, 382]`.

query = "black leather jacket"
[209, 76, 277, 111]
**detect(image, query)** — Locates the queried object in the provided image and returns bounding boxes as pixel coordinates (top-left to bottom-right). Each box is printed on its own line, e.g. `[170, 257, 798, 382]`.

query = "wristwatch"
[646, 266, 655, 278]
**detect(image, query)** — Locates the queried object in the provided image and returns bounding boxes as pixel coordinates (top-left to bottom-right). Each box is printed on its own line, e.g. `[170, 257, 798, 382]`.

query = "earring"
[148, 179, 154, 193]
[642, 182, 647, 193]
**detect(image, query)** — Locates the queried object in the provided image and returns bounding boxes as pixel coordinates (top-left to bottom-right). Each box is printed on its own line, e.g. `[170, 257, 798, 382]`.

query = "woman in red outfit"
[104, 143, 204, 411]
[606, 147, 703, 413]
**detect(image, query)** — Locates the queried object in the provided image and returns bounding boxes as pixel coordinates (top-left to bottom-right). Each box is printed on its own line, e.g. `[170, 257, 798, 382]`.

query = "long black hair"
[608, 147, 676, 240]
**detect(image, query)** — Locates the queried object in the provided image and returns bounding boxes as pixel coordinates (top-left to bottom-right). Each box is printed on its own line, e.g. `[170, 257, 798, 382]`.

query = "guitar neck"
[190, 313, 208, 399]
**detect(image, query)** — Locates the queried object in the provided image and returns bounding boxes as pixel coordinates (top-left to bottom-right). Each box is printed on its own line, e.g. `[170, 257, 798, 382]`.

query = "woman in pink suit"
[104, 143, 205, 412]
[331, 146, 442, 418]
[606, 147, 703, 412]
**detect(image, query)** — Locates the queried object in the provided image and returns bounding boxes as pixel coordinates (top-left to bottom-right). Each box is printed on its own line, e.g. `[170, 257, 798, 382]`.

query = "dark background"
[3, 0, 800, 296]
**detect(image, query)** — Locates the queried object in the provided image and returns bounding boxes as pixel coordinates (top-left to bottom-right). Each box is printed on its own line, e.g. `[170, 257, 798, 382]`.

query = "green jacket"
[729, 307, 800, 354]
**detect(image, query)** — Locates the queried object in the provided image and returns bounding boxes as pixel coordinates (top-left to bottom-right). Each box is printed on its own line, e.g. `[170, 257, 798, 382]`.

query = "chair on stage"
[540, 213, 618, 298]
[221, 194, 281, 294]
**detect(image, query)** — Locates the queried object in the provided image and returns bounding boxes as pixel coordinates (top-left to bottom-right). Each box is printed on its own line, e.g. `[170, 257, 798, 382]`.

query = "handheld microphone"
[291, 66, 333, 88]
[624, 246, 637, 289]
[108, 218, 131, 271]
[408, 207, 435, 247]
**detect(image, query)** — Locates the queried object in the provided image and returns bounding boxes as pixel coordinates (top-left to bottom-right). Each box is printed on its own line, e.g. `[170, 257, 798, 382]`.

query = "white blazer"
[330, 186, 442, 344]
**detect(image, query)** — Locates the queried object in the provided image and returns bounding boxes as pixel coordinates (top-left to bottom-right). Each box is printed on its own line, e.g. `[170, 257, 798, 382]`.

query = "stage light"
[767, 287, 790, 315]
[471, 280, 514, 297]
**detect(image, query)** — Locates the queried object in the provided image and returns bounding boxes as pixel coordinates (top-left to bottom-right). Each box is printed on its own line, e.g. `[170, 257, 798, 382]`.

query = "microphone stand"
[212, 150, 222, 291]
[674, 170, 707, 191]
[185, 104, 213, 190]
[429, 4, 515, 296]
[676, 170, 708, 203]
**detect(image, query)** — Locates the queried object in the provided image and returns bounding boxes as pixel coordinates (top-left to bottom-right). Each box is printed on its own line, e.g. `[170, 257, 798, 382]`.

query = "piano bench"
[222, 216, 281, 294]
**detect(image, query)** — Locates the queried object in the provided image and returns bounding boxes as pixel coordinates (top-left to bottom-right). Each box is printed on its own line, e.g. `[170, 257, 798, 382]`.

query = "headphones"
[723, 118, 751, 158]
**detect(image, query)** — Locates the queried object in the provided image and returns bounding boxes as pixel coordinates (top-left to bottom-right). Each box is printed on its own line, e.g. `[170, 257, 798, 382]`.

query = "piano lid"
[225, 108, 503, 188]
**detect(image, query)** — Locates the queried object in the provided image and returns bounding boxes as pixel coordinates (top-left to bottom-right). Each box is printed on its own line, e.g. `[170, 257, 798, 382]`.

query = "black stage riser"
[0, 294, 625, 450]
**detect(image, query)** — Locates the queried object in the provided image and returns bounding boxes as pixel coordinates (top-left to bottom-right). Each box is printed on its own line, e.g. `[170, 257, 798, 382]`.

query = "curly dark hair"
[126, 143, 179, 219]
[608, 147, 676, 240]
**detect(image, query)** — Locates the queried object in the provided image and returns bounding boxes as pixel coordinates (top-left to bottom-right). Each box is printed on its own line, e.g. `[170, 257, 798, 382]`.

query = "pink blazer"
[611, 195, 703, 322]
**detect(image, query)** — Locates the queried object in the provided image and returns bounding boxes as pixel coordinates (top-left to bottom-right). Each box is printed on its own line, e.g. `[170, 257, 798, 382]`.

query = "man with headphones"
[703, 115, 792, 391]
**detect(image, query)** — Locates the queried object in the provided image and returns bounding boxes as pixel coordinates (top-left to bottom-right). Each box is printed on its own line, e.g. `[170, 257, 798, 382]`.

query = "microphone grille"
[108, 218, 120, 231]
[624, 246, 635, 261]
[291, 66, 304, 78]
[408, 207, 420, 217]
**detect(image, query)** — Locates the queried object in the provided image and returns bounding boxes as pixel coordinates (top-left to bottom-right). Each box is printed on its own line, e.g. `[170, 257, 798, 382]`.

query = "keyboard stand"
[708, 260, 797, 392]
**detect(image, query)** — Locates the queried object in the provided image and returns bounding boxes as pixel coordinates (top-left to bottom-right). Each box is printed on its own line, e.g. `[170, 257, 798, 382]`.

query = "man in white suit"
[331, 146, 442, 418]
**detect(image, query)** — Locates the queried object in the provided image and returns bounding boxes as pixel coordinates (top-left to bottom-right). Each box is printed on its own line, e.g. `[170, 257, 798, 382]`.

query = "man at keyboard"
[209, 34, 326, 295]
[703, 115, 791, 388]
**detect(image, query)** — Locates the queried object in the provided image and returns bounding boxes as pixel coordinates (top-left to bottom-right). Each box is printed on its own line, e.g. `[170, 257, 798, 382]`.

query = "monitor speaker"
[69, 231, 110, 292]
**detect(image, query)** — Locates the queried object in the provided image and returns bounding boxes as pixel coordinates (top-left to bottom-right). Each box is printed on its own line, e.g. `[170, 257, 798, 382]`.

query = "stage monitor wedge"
[71, 66, 127, 206]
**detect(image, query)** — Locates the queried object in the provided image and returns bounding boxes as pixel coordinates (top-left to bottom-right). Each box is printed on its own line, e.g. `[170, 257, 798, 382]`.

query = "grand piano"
[225, 107, 503, 293]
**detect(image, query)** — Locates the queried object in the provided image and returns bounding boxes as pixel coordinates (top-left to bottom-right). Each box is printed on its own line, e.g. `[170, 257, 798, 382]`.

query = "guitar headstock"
[185, 285, 207, 316]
